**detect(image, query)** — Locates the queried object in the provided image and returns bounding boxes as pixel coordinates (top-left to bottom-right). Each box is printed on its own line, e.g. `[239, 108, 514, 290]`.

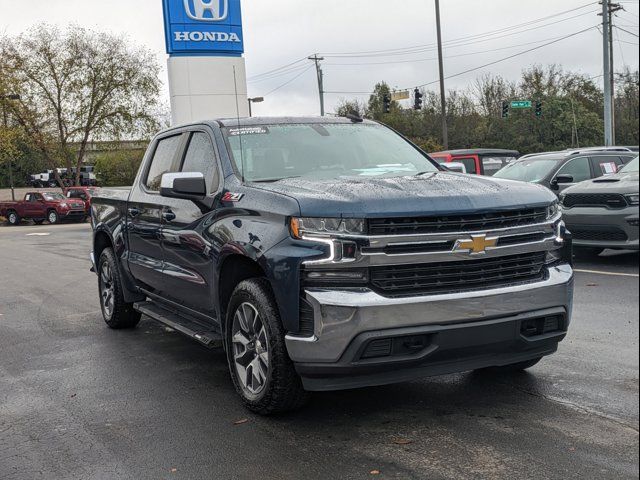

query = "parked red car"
[0, 191, 87, 226]
[63, 186, 101, 217]
[430, 149, 520, 176]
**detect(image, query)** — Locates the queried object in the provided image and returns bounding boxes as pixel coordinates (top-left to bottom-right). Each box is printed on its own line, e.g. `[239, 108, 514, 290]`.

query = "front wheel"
[98, 248, 141, 329]
[47, 210, 59, 224]
[226, 278, 309, 415]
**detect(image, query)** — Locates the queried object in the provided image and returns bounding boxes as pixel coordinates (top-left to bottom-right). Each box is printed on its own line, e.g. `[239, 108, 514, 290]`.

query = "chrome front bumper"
[285, 264, 574, 364]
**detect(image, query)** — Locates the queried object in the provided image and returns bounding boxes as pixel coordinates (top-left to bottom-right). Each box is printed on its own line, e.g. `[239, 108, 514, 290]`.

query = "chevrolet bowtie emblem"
[453, 234, 499, 255]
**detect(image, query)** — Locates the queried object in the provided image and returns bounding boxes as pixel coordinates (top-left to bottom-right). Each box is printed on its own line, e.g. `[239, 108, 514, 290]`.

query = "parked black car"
[90, 117, 573, 414]
[494, 149, 637, 195]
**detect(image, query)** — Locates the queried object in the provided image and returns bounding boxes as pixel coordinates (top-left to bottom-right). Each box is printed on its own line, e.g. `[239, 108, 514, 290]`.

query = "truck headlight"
[625, 194, 639, 206]
[547, 201, 560, 219]
[290, 217, 365, 239]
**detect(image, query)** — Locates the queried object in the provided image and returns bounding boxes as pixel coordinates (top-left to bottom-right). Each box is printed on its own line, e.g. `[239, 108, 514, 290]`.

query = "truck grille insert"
[571, 227, 628, 242]
[368, 208, 548, 235]
[370, 252, 547, 297]
[562, 193, 628, 209]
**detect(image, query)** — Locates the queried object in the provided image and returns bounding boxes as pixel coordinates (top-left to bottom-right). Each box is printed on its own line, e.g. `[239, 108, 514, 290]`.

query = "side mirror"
[554, 174, 574, 185]
[160, 172, 207, 200]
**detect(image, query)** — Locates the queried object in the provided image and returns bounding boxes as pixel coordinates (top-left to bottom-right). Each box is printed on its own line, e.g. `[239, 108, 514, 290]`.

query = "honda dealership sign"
[162, 0, 244, 56]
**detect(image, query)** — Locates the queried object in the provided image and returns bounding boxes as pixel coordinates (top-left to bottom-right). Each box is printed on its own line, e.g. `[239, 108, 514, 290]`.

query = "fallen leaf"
[586, 283, 598, 287]
[170, 468, 178, 473]
[392, 438, 413, 445]
[370, 470, 381, 475]
[233, 418, 249, 425]
[70, 393, 77, 398]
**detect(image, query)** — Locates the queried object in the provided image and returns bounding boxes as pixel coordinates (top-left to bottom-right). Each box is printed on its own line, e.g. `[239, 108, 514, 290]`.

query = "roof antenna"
[233, 66, 246, 184]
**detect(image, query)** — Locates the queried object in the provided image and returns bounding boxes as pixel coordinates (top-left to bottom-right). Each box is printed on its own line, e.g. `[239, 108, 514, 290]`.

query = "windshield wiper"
[251, 176, 301, 183]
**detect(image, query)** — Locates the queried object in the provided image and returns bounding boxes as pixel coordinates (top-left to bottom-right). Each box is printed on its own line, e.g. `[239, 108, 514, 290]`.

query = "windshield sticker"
[228, 126, 269, 136]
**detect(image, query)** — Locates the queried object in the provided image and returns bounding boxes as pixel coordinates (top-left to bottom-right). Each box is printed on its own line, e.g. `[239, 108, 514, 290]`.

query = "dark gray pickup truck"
[91, 117, 574, 414]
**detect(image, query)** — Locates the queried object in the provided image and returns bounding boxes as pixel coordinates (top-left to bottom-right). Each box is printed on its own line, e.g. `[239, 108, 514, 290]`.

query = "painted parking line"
[574, 269, 639, 278]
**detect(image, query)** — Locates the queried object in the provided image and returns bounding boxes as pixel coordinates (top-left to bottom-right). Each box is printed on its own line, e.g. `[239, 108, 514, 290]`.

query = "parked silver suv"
[560, 156, 639, 254]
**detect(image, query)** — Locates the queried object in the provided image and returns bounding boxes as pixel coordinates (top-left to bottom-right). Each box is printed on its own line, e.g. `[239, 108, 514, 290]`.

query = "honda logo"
[184, 0, 228, 22]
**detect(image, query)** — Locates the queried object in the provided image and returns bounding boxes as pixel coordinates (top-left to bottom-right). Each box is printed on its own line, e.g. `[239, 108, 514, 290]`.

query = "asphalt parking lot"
[0, 222, 638, 480]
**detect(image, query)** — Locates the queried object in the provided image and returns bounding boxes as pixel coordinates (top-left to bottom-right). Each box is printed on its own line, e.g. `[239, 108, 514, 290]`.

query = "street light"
[1, 93, 21, 201]
[247, 97, 264, 117]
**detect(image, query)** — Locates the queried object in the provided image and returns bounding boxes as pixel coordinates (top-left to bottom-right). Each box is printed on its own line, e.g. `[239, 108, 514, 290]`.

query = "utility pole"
[601, 0, 614, 146]
[308, 55, 325, 116]
[1, 93, 20, 201]
[434, 0, 448, 149]
[607, 2, 623, 143]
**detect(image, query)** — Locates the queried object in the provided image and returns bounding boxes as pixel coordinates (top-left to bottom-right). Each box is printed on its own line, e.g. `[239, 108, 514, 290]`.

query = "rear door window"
[181, 132, 219, 194]
[481, 157, 509, 176]
[145, 135, 183, 191]
[590, 155, 627, 176]
[556, 156, 591, 182]
[457, 157, 477, 174]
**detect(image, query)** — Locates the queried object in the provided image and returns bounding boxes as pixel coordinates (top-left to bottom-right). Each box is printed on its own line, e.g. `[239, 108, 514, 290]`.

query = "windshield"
[493, 156, 561, 183]
[43, 193, 65, 201]
[222, 123, 439, 182]
[620, 156, 639, 173]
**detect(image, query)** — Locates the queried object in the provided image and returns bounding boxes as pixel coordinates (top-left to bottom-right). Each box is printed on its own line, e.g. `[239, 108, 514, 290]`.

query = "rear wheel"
[226, 278, 309, 415]
[98, 248, 141, 329]
[47, 210, 59, 224]
[6, 211, 20, 226]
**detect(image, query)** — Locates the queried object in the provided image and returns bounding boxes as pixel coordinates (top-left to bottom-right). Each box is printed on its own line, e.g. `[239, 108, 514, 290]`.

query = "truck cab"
[91, 117, 573, 415]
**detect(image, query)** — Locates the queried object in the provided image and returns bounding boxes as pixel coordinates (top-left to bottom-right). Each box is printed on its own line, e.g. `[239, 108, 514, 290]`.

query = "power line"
[324, 26, 598, 96]
[615, 25, 640, 36]
[261, 65, 314, 97]
[324, 34, 573, 67]
[321, 2, 598, 57]
[246, 2, 600, 82]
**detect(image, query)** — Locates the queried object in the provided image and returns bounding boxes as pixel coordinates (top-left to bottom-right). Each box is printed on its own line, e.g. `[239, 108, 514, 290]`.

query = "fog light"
[627, 218, 639, 227]
[303, 269, 368, 285]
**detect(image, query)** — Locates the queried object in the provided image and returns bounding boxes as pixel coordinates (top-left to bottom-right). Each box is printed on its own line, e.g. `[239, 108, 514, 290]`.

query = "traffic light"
[413, 88, 423, 110]
[383, 94, 391, 114]
[535, 101, 543, 117]
[501, 101, 509, 118]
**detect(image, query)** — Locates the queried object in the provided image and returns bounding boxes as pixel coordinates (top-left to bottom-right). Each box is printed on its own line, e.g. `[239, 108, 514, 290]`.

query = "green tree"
[0, 24, 161, 186]
[94, 149, 145, 187]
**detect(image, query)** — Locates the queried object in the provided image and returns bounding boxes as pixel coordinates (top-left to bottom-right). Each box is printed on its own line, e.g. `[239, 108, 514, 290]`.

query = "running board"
[134, 301, 222, 348]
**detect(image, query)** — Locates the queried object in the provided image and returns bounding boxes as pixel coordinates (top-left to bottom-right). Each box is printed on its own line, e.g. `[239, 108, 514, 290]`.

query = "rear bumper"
[563, 205, 639, 250]
[286, 264, 574, 391]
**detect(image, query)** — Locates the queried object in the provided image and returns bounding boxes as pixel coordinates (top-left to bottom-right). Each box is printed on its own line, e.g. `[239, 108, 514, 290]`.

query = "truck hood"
[563, 172, 639, 195]
[252, 172, 556, 217]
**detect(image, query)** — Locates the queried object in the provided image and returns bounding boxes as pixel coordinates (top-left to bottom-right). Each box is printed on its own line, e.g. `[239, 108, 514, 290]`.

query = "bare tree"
[0, 24, 161, 186]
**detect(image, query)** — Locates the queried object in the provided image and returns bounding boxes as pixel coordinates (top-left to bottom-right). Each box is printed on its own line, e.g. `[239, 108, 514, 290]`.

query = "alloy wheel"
[99, 261, 115, 318]
[231, 302, 270, 396]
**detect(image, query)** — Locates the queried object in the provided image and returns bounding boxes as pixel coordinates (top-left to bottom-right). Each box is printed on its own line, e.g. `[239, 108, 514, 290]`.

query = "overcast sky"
[1, 0, 638, 117]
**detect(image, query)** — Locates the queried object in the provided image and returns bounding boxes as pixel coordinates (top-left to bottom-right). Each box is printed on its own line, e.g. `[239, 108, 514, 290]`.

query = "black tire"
[98, 248, 141, 329]
[47, 210, 59, 224]
[225, 278, 310, 415]
[6, 210, 20, 226]
[478, 357, 542, 373]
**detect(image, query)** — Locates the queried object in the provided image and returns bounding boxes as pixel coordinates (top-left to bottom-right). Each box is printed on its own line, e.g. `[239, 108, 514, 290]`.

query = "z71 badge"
[222, 192, 244, 202]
